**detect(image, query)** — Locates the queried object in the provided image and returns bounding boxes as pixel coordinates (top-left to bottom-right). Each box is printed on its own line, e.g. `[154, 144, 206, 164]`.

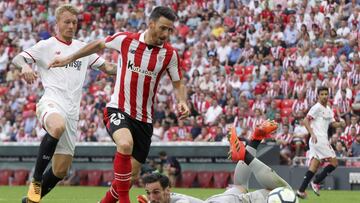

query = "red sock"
[100, 181, 118, 203]
[113, 152, 132, 203]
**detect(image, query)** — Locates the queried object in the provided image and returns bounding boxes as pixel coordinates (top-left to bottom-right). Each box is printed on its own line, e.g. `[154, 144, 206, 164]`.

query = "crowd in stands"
[1, 0, 360, 165]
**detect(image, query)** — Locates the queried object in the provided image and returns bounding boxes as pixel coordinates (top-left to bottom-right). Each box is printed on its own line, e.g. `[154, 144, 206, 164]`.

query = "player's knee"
[51, 125, 66, 138]
[47, 121, 66, 138]
[53, 167, 68, 179]
[116, 141, 133, 154]
[331, 159, 338, 167]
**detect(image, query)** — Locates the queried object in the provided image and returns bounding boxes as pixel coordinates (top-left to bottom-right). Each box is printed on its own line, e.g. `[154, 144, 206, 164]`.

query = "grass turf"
[0, 186, 359, 203]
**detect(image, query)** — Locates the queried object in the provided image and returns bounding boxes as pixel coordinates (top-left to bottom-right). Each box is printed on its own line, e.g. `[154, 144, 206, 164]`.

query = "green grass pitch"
[0, 186, 359, 203]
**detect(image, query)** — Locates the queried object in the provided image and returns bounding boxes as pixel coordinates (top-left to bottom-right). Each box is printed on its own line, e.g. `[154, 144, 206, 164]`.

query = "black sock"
[299, 170, 315, 192]
[33, 133, 58, 181]
[313, 165, 336, 184]
[244, 151, 254, 165]
[41, 167, 62, 197]
[248, 140, 261, 150]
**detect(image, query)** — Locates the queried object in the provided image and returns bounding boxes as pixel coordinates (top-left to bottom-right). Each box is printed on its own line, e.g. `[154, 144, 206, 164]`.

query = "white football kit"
[205, 188, 268, 203]
[307, 102, 336, 160]
[169, 188, 268, 203]
[20, 37, 105, 155]
[170, 192, 204, 203]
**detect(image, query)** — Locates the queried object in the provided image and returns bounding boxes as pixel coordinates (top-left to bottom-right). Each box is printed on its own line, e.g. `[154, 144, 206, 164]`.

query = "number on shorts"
[110, 113, 125, 126]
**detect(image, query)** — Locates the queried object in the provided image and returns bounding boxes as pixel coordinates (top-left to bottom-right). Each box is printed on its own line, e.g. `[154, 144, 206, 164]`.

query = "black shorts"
[103, 107, 153, 164]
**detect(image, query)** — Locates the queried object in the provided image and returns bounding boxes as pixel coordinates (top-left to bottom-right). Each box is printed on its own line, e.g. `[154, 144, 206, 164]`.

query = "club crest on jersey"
[127, 60, 157, 77]
[157, 55, 164, 61]
[64, 60, 82, 71]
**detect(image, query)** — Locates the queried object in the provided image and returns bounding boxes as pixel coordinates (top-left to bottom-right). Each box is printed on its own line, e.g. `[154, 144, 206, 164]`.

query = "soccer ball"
[267, 187, 299, 203]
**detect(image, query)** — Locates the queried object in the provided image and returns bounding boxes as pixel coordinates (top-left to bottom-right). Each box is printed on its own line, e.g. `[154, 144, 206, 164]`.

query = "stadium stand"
[0, 0, 360, 176]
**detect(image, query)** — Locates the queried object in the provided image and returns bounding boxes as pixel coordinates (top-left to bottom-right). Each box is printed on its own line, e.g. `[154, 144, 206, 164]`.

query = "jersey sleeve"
[19, 40, 46, 65]
[330, 108, 336, 122]
[307, 104, 319, 120]
[104, 32, 127, 52]
[166, 49, 182, 82]
[88, 53, 105, 70]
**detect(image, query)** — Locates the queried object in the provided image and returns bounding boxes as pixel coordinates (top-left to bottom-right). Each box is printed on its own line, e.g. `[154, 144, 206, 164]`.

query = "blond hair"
[55, 4, 79, 21]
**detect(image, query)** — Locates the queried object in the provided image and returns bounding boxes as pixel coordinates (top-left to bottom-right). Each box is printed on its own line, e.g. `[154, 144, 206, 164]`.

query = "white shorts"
[205, 188, 268, 203]
[36, 99, 77, 156]
[308, 137, 336, 160]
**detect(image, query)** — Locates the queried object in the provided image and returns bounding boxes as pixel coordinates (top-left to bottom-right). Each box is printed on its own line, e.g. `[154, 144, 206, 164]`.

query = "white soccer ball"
[267, 187, 299, 203]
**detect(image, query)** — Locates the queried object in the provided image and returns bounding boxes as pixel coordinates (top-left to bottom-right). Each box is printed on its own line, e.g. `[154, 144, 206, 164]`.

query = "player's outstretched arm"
[172, 80, 189, 120]
[98, 61, 117, 75]
[49, 39, 106, 68]
[331, 119, 346, 128]
[12, 54, 38, 84]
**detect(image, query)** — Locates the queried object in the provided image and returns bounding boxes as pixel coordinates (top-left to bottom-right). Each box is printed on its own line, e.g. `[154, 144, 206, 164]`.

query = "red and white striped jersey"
[350, 71, 360, 86]
[292, 99, 309, 112]
[104, 31, 182, 123]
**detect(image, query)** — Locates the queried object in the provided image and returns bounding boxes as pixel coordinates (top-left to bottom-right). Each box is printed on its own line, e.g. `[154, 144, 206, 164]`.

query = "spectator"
[158, 151, 181, 187]
[292, 119, 308, 161]
[266, 100, 278, 120]
[0, 46, 9, 82]
[350, 134, 360, 157]
[152, 120, 164, 142]
[276, 124, 293, 165]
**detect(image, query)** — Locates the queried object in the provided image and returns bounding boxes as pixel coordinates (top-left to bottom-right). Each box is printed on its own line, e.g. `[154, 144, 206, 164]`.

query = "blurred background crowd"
[1, 0, 360, 165]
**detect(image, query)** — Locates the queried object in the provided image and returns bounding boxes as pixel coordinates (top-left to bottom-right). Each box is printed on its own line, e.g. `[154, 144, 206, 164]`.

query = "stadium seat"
[209, 126, 217, 135]
[12, 169, 29, 185]
[87, 170, 102, 186]
[274, 99, 282, 109]
[197, 171, 213, 188]
[281, 108, 292, 117]
[281, 99, 295, 109]
[248, 99, 255, 108]
[213, 171, 230, 188]
[102, 170, 114, 186]
[0, 169, 13, 185]
[234, 65, 243, 75]
[181, 171, 197, 188]
[183, 50, 192, 60]
[346, 161, 353, 167]
[352, 161, 360, 168]
[244, 66, 254, 75]
[77, 170, 89, 186]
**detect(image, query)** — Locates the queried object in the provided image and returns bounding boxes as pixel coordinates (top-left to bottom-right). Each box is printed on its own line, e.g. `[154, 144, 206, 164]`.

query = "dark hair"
[158, 151, 167, 157]
[149, 6, 177, 22]
[317, 86, 329, 95]
[143, 173, 170, 189]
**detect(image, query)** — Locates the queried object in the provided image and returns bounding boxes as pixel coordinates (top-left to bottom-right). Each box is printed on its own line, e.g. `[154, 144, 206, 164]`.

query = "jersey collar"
[140, 30, 164, 48]
[55, 36, 72, 46]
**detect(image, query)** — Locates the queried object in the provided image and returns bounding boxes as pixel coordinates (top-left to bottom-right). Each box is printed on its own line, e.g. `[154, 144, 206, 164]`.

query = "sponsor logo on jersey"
[127, 60, 157, 77]
[64, 60, 82, 71]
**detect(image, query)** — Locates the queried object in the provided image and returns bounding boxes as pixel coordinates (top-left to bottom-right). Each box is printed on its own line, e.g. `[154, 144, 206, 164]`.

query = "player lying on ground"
[138, 120, 295, 203]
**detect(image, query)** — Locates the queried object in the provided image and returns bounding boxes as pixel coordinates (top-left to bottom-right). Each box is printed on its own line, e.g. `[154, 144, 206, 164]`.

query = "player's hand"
[136, 195, 148, 203]
[48, 56, 72, 68]
[340, 120, 346, 127]
[177, 101, 190, 120]
[21, 65, 38, 84]
[311, 135, 317, 144]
